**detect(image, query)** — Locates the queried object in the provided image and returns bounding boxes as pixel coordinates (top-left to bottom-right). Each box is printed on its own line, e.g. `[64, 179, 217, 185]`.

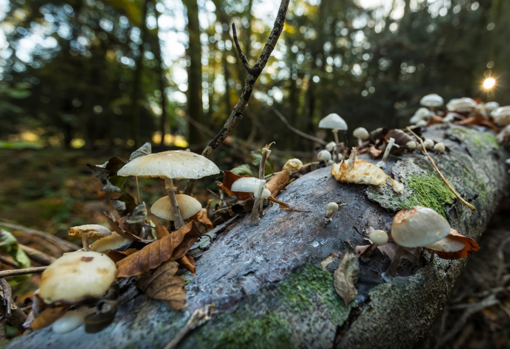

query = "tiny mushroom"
[325, 202, 339, 224]
[410, 108, 434, 125]
[151, 194, 202, 222]
[423, 138, 434, 150]
[420, 94, 444, 112]
[282, 158, 303, 172]
[39, 251, 117, 305]
[319, 113, 348, 162]
[325, 141, 337, 153]
[376, 137, 399, 169]
[317, 150, 332, 163]
[443, 112, 457, 123]
[484, 101, 500, 113]
[231, 177, 271, 199]
[446, 97, 477, 113]
[434, 142, 445, 153]
[406, 141, 417, 150]
[382, 206, 451, 281]
[353, 127, 369, 146]
[361, 228, 389, 261]
[117, 150, 220, 229]
[69, 225, 111, 251]
[90, 232, 130, 254]
[491, 106, 510, 126]
[52, 309, 88, 334]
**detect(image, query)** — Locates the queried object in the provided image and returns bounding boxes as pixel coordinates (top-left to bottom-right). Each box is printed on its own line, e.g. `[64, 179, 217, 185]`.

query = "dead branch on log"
[0, 267, 47, 278]
[184, 0, 291, 194]
[272, 108, 327, 145]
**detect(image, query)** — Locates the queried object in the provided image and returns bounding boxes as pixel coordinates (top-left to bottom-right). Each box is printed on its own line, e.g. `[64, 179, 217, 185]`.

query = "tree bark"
[6, 125, 508, 349]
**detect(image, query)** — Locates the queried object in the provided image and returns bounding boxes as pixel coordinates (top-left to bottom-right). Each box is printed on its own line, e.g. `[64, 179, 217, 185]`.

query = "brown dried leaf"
[155, 225, 170, 239]
[107, 248, 138, 263]
[378, 243, 420, 264]
[116, 222, 201, 278]
[137, 261, 186, 311]
[334, 244, 360, 306]
[368, 146, 383, 159]
[268, 196, 309, 212]
[218, 171, 251, 201]
[385, 129, 414, 147]
[428, 228, 480, 259]
[31, 306, 68, 330]
[266, 171, 290, 197]
[104, 212, 142, 242]
[177, 254, 196, 275]
[191, 209, 213, 231]
[426, 115, 444, 126]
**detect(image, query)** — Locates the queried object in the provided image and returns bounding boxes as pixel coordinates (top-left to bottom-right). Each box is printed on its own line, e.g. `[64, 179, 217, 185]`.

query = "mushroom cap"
[391, 206, 451, 247]
[52, 310, 87, 334]
[327, 202, 339, 213]
[39, 251, 116, 304]
[491, 106, 510, 126]
[424, 237, 464, 252]
[446, 97, 477, 112]
[423, 139, 434, 149]
[434, 142, 445, 153]
[89, 232, 130, 253]
[325, 141, 337, 152]
[319, 113, 348, 131]
[231, 177, 265, 194]
[254, 188, 271, 199]
[151, 194, 202, 221]
[484, 101, 500, 113]
[317, 150, 332, 162]
[443, 112, 457, 123]
[420, 94, 444, 107]
[353, 127, 369, 140]
[406, 141, 417, 150]
[369, 230, 388, 245]
[410, 108, 434, 123]
[283, 158, 303, 172]
[68, 225, 111, 240]
[117, 150, 220, 179]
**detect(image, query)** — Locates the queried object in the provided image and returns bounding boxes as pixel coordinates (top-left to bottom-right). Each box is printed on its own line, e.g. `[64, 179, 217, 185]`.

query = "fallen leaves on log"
[137, 261, 186, 311]
[177, 254, 196, 275]
[266, 171, 290, 197]
[115, 223, 201, 278]
[378, 243, 420, 265]
[427, 228, 479, 259]
[368, 146, 383, 159]
[104, 212, 143, 242]
[334, 244, 360, 306]
[31, 306, 67, 330]
[191, 209, 213, 231]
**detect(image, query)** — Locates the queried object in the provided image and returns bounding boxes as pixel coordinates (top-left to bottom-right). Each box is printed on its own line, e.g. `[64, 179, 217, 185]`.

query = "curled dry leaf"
[155, 225, 170, 239]
[31, 306, 68, 330]
[425, 115, 444, 126]
[426, 228, 479, 259]
[116, 222, 201, 278]
[455, 113, 499, 131]
[368, 146, 383, 159]
[107, 248, 138, 263]
[123, 202, 147, 236]
[177, 254, 196, 275]
[104, 212, 142, 242]
[266, 171, 290, 197]
[129, 142, 151, 161]
[385, 129, 414, 148]
[334, 244, 360, 307]
[137, 261, 186, 311]
[191, 209, 213, 231]
[86, 157, 127, 193]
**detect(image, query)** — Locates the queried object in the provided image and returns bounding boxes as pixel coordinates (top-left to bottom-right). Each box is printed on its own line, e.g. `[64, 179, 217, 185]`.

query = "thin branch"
[184, 0, 291, 194]
[232, 24, 259, 76]
[19, 244, 56, 266]
[0, 219, 80, 252]
[0, 267, 47, 278]
[272, 108, 327, 145]
[406, 128, 476, 211]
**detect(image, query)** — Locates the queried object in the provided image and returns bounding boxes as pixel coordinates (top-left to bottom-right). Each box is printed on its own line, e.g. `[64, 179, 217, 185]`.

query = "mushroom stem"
[164, 177, 185, 230]
[332, 130, 341, 163]
[81, 233, 90, 251]
[135, 176, 141, 203]
[357, 138, 362, 147]
[250, 180, 266, 226]
[382, 245, 404, 282]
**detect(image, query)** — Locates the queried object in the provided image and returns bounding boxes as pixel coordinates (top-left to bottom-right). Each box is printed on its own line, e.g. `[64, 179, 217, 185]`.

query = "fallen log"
[6, 125, 508, 349]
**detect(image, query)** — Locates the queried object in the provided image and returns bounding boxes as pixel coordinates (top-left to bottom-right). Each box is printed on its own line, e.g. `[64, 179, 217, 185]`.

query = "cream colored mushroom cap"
[231, 177, 265, 193]
[369, 230, 388, 245]
[68, 225, 111, 239]
[491, 106, 510, 126]
[353, 127, 369, 140]
[446, 97, 477, 112]
[420, 94, 444, 107]
[282, 158, 303, 172]
[391, 206, 450, 248]
[117, 150, 220, 179]
[151, 194, 202, 221]
[39, 251, 116, 304]
[424, 237, 464, 252]
[90, 232, 130, 253]
[319, 113, 348, 130]
[484, 101, 500, 113]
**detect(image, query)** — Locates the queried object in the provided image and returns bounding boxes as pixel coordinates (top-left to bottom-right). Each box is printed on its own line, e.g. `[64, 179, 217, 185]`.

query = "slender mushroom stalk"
[164, 177, 185, 230]
[363, 228, 388, 261]
[377, 137, 399, 169]
[81, 233, 90, 251]
[250, 180, 267, 226]
[332, 129, 341, 163]
[381, 245, 404, 282]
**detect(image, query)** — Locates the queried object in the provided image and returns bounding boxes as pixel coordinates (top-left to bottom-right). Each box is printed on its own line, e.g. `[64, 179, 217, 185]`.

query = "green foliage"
[230, 164, 255, 176]
[0, 230, 30, 269]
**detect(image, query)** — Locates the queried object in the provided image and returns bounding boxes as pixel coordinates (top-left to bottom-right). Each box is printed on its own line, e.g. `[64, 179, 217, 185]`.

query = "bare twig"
[164, 305, 216, 349]
[184, 0, 291, 194]
[0, 267, 47, 278]
[406, 128, 476, 210]
[19, 244, 56, 266]
[0, 255, 18, 269]
[272, 108, 327, 145]
[0, 219, 79, 252]
[232, 24, 260, 76]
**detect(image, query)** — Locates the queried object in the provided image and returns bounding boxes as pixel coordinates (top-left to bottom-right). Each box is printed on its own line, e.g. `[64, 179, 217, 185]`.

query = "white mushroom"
[325, 141, 337, 153]
[325, 202, 339, 224]
[420, 94, 444, 111]
[406, 141, 417, 150]
[491, 106, 510, 126]
[423, 138, 434, 150]
[353, 127, 369, 146]
[484, 101, 500, 113]
[319, 113, 348, 162]
[377, 138, 399, 169]
[446, 97, 477, 112]
[231, 177, 271, 199]
[443, 112, 457, 123]
[434, 142, 445, 153]
[151, 194, 202, 221]
[68, 225, 111, 251]
[317, 150, 332, 163]
[52, 310, 88, 334]
[410, 108, 434, 124]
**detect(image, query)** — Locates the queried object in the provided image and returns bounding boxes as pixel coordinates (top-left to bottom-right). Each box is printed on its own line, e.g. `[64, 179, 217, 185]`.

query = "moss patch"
[278, 264, 351, 323]
[398, 174, 456, 217]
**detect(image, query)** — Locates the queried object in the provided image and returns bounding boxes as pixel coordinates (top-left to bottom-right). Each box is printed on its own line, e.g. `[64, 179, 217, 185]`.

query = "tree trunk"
[153, 0, 169, 145]
[7, 125, 508, 349]
[183, 0, 204, 146]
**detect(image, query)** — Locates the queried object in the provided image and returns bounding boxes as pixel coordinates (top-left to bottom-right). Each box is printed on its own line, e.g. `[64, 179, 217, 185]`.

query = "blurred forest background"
[1, 0, 510, 346]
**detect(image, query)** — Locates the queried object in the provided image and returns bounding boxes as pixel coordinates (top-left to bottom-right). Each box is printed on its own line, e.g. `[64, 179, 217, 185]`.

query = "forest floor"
[0, 147, 508, 346]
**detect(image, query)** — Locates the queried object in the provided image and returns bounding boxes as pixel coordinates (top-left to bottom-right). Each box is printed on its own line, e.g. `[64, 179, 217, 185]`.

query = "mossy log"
[7, 125, 508, 349]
